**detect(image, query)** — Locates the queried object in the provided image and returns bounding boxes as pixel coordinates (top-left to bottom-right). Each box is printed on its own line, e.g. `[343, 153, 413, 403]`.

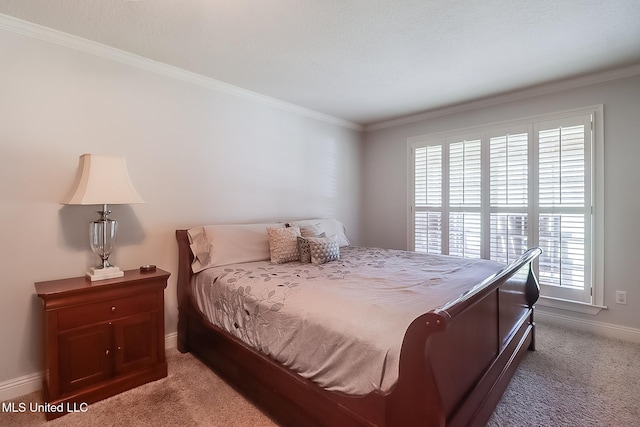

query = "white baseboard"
[0, 372, 43, 402]
[536, 310, 640, 344]
[164, 332, 178, 350]
[0, 332, 179, 402]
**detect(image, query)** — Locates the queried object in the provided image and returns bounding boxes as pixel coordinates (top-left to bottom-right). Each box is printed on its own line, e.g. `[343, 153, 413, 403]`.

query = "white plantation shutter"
[538, 214, 585, 289]
[538, 125, 585, 208]
[449, 138, 482, 258]
[449, 212, 481, 258]
[414, 145, 442, 206]
[535, 117, 591, 302]
[489, 131, 529, 263]
[415, 211, 442, 253]
[490, 213, 528, 263]
[449, 139, 481, 207]
[490, 133, 528, 207]
[409, 108, 598, 306]
[413, 145, 443, 254]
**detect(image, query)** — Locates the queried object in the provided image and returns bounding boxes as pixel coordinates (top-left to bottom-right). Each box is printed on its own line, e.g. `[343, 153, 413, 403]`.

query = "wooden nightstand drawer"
[57, 293, 157, 330]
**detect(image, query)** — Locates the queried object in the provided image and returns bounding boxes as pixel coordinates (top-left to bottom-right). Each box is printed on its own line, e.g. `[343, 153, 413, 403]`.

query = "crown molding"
[366, 63, 640, 132]
[0, 13, 363, 132]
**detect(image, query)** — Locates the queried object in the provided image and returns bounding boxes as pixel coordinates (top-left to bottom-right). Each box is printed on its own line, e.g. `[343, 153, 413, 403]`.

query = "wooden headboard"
[175, 229, 194, 353]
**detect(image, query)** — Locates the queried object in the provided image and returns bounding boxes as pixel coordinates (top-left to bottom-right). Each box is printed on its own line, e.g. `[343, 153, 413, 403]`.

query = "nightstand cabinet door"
[58, 323, 112, 395]
[113, 311, 158, 375]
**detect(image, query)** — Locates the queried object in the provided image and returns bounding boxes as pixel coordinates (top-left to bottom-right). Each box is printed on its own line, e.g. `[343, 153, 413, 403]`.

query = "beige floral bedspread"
[192, 246, 504, 394]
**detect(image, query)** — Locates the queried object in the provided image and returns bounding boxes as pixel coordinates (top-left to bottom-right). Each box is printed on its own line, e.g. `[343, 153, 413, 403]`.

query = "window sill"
[536, 296, 607, 315]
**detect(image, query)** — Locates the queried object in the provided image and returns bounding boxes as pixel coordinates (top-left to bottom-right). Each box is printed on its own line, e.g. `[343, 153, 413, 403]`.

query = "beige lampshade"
[63, 154, 145, 205]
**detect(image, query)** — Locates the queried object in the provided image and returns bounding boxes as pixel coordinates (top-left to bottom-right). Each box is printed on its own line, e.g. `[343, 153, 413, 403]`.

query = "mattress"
[191, 246, 504, 395]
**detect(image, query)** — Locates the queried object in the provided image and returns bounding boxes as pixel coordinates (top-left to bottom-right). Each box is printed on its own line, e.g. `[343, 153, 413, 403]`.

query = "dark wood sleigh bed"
[176, 229, 541, 426]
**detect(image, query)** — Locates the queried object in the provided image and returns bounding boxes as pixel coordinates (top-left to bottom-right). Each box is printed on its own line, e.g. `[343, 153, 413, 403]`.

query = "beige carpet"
[1, 348, 277, 427]
[2, 324, 639, 426]
[487, 324, 640, 426]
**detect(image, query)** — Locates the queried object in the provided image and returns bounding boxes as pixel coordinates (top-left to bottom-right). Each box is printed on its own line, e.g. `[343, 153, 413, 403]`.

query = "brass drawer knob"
[111, 306, 116, 313]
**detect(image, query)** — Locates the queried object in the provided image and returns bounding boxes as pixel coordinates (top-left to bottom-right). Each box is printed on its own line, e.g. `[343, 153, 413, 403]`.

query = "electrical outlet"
[615, 290, 627, 305]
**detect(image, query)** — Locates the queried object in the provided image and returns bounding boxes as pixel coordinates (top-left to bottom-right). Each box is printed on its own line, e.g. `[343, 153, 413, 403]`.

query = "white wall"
[0, 25, 362, 384]
[362, 73, 640, 332]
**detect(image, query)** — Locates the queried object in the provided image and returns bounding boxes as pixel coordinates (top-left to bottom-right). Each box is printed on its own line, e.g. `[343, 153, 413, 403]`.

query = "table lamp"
[63, 154, 145, 281]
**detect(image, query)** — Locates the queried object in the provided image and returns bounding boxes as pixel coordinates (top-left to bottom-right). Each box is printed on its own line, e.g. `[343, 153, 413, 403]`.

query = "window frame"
[407, 106, 605, 314]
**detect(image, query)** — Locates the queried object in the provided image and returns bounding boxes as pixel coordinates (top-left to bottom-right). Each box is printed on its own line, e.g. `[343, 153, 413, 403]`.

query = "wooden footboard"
[176, 229, 540, 426]
[389, 248, 541, 426]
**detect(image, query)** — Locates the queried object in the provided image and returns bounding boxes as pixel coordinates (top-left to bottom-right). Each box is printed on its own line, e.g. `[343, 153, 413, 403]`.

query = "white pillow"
[287, 218, 350, 247]
[188, 223, 284, 272]
[296, 223, 324, 237]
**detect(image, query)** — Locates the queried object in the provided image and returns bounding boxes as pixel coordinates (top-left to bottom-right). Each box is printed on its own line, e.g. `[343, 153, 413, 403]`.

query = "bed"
[175, 220, 541, 426]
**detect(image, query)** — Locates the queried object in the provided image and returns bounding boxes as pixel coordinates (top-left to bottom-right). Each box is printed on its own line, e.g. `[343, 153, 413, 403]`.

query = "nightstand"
[35, 268, 169, 420]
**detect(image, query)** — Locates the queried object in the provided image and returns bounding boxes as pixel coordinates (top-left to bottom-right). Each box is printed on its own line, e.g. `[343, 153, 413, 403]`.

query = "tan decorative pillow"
[267, 227, 301, 264]
[307, 235, 340, 265]
[297, 232, 326, 263]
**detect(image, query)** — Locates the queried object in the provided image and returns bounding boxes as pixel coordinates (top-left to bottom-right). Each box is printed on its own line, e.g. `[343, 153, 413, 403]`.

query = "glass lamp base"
[86, 266, 124, 281]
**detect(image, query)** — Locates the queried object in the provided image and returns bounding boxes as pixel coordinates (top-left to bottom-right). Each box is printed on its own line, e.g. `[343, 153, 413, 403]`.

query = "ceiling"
[1, 0, 640, 126]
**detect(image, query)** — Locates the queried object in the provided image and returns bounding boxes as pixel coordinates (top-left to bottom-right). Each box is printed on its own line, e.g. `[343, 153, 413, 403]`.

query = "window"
[408, 107, 602, 309]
